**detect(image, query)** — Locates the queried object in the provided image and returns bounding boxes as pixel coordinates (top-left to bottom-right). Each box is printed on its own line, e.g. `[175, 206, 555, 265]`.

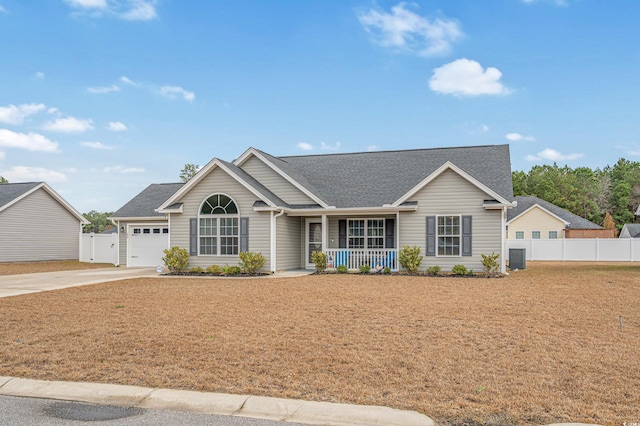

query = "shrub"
[336, 264, 348, 274]
[222, 264, 241, 275]
[398, 245, 423, 273]
[239, 251, 266, 273]
[311, 250, 327, 272]
[452, 264, 468, 275]
[481, 252, 500, 276]
[383, 266, 391, 275]
[162, 246, 189, 273]
[206, 264, 222, 275]
[359, 264, 371, 274]
[426, 265, 441, 276]
[189, 266, 204, 274]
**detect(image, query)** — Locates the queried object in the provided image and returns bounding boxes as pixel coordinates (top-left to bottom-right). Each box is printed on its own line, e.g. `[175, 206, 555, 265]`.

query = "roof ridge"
[276, 144, 507, 160]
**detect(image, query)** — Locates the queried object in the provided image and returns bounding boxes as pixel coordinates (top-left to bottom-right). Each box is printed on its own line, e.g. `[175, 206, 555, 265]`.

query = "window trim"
[436, 214, 462, 257]
[198, 193, 240, 256]
[548, 231, 558, 239]
[515, 231, 525, 240]
[346, 218, 386, 250]
[532, 230, 541, 239]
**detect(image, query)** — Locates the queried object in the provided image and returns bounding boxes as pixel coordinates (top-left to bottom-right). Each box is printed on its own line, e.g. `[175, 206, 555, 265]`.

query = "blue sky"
[1, 0, 639, 213]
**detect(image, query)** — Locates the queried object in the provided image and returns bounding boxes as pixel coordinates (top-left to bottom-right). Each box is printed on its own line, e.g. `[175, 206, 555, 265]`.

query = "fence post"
[595, 238, 599, 261]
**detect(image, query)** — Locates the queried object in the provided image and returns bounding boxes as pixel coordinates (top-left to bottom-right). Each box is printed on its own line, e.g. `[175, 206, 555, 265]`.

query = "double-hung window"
[347, 219, 385, 249]
[515, 231, 524, 240]
[532, 231, 541, 239]
[437, 215, 461, 256]
[199, 194, 239, 255]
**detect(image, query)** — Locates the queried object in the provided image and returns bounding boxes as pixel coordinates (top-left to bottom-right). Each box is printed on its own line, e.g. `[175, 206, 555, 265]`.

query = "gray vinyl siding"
[169, 167, 271, 270]
[399, 169, 502, 272]
[116, 219, 168, 266]
[241, 156, 316, 205]
[276, 215, 302, 270]
[0, 188, 82, 262]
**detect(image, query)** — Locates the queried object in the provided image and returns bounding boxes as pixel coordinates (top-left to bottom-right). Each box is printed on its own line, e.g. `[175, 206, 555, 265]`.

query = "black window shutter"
[338, 220, 347, 248]
[462, 215, 472, 256]
[240, 217, 249, 252]
[189, 218, 198, 256]
[426, 216, 436, 256]
[385, 219, 395, 248]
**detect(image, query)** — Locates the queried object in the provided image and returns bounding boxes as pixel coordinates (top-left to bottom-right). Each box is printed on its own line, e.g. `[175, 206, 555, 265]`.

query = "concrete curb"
[0, 376, 435, 426]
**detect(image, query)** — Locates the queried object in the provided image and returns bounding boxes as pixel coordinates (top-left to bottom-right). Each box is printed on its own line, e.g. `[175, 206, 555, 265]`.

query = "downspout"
[270, 209, 285, 272]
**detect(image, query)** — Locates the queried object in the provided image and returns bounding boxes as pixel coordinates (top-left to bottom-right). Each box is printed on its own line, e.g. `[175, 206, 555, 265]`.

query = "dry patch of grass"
[0, 260, 113, 276]
[0, 262, 638, 425]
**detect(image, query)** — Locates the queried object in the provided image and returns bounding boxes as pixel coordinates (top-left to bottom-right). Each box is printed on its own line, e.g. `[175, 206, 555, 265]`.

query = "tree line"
[512, 158, 640, 230]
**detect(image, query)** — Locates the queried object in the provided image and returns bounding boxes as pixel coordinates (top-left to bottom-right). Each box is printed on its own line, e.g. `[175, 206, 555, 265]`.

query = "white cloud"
[0, 129, 60, 152]
[0, 5, 6, 13]
[521, 0, 568, 5]
[120, 76, 138, 86]
[0, 166, 67, 183]
[160, 85, 195, 102]
[429, 58, 511, 97]
[103, 165, 145, 174]
[482, 124, 490, 132]
[63, 0, 157, 20]
[82, 141, 115, 150]
[87, 84, 120, 94]
[120, 0, 157, 21]
[366, 145, 379, 151]
[320, 142, 341, 151]
[42, 117, 94, 133]
[505, 132, 535, 142]
[526, 148, 583, 162]
[357, 3, 463, 57]
[35, 72, 45, 79]
[0, 103, 46, 125]
[107, 121, 127, 131]
[297, 142, 313, 151]
[47, 107, 59, 115]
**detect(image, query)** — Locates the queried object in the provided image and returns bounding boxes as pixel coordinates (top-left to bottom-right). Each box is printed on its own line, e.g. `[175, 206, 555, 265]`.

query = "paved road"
[0, 395, 306, 426]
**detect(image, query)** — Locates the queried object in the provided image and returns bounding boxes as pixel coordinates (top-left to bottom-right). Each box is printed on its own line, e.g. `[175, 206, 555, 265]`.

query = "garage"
[128, 226, 169, 267]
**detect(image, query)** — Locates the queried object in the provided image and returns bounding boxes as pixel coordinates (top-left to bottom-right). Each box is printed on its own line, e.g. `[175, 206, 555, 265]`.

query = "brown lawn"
[0, 260, 113, 276]
[0, 262, 638, 425]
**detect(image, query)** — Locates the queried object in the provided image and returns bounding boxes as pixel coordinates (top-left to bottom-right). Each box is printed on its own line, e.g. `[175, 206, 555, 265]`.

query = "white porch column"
[270, 211, 276, 272]
[501, 206, 507, 274]
[396, 211, 400, 250]
[321, 214, 327, 253]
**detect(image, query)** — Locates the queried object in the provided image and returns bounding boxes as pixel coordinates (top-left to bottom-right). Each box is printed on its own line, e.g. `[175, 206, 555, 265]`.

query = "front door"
[306, 219, 322, 268]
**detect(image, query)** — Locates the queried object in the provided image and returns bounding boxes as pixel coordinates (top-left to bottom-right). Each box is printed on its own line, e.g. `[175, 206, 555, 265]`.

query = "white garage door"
[129, 226, 169, 267]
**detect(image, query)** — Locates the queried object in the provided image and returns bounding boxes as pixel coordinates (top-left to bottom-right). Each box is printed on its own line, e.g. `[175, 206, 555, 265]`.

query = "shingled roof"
[0, 182, 41, 210]
[261, 144, 514, 208]
[508, 196, 602, 230]
[112, 183, 184, 218]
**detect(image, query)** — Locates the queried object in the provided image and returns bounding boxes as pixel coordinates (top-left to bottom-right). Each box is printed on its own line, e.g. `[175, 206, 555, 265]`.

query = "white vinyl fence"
[80, 233, 118, 265]
[507, 238, 640, 262]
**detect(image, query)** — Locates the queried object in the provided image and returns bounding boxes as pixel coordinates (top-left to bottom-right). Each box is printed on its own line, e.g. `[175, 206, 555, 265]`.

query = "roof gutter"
[254, 205, 419, 215]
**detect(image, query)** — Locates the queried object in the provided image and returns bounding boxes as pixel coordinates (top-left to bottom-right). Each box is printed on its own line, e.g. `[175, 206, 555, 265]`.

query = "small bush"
[206, 264, 222, 275]
[162, 246, 189, 273]
[359, 264, 371, 274]
[426, 265, 441, 276]
[239, 251, 266, 273]
[336, 264, 348, 274]
[189, 266, 204, 274]
[398, 245, 423, 273]
[383, 266, 391, 275]
[481, 252, 500, 276]
[222, 264, 241, 275]
[452, 264, 468, 275]
[311, 250, 327, 272]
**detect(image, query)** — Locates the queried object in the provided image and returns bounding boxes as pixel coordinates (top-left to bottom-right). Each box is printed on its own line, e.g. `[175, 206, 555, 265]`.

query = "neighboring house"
[0, 182, 89, 262]
[110, 145, 516, 273]
[507, 196, 612, 240]
[619, 224, 640, 238]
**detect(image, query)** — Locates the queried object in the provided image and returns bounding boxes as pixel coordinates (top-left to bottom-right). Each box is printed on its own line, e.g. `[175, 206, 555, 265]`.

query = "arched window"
[199, 194, 239, 255]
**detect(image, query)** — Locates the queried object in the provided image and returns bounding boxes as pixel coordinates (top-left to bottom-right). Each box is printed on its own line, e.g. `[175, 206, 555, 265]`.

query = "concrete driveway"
[0, 268, 157, 298]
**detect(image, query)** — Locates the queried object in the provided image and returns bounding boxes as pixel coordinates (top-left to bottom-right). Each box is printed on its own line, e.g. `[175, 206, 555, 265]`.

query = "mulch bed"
[0, 262, 638, 425]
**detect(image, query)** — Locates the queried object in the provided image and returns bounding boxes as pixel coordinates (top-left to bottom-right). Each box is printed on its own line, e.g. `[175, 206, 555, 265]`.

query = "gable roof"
[621, 223, 640, 238]
[508, 196, 602, 229]
[112, 183, 185, 219]
[247, 144, 514, 208]
[0, 182, 89, 224]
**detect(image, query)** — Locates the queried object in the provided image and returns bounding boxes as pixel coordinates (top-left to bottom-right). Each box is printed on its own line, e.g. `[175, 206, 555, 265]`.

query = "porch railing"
[324, 249, 398, 271]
